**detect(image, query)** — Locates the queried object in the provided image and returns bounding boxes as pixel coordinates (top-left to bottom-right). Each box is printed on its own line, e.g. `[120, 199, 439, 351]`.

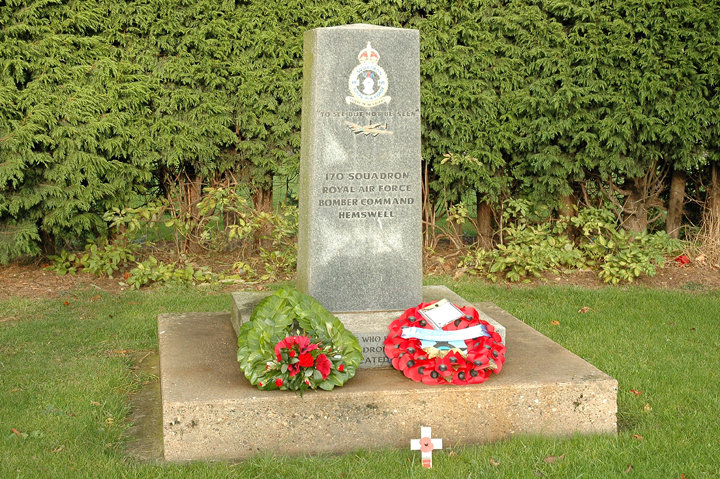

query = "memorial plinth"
[158, 294, 617, 462]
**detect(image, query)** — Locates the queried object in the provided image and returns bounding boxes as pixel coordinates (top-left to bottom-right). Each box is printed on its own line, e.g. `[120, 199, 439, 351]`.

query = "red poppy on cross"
[410, 426, 442, 468]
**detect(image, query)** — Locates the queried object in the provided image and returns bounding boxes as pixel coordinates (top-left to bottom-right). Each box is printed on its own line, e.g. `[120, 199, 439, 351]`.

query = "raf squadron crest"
[346, 42, 391, 108]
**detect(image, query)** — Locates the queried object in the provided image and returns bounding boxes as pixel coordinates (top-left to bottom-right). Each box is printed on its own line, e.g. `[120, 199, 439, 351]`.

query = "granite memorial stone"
[297, 24, 422, 312]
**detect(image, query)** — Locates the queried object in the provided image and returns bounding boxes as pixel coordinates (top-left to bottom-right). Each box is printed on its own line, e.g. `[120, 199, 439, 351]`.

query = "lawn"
[1, 279, 718, 478]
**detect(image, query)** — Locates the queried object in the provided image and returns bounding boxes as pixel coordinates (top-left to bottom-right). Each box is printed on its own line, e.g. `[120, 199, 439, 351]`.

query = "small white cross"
[410, 426, 442, 468]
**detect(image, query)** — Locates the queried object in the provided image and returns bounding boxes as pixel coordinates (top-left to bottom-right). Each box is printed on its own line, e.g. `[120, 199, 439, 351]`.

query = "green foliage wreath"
[237, 288, 362, 392]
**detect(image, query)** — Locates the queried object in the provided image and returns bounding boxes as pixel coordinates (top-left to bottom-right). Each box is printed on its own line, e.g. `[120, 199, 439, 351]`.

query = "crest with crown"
[346, 41, 391, 108]
[358, 42, 380, 64]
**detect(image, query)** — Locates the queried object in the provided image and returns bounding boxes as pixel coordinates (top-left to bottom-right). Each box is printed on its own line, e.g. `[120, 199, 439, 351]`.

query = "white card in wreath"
[418, 299, 464, 329]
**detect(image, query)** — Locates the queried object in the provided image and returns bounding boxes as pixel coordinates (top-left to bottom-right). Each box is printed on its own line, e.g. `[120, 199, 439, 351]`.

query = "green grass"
[1, 280, 719, 478]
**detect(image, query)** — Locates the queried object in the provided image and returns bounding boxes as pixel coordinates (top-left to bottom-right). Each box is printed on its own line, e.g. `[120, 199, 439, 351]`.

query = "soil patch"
[2, 252, 718, 302]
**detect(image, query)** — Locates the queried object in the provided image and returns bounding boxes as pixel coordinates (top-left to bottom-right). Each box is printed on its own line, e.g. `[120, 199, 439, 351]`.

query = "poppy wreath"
[384, 302, 506, 385]
[237, 288, 362, 392]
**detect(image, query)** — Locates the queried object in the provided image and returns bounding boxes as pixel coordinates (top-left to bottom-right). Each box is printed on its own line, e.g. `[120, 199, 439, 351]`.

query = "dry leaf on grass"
[624, 464, 633, 474]
[578, 306, 591, 313]
[490, 459, 500, 466]
[550, 320, 560, 326]
[632, 434, 644, 441]
[644, 403, 652, 411]
[544, 453, 565, 464]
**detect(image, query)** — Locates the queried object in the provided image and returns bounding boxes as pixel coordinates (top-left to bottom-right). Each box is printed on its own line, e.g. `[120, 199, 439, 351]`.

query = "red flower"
[288, 363, 300, 377]
[275, 378, 283, 387]
[434, 355, 454, 378]
[294, 335, 310, 351]
[465, 368, 491, 384]
[675, 254, 690, 266]
[302, 343, 319, 354]
[451, 367, 471, 385]
[404, 359, 431, 382]
[398, 352, 417, 370]
[445, 350, 465, 368]
[384, 335, 406, 358]
[466, 349, 490, 369]
[388, 318, 405, 335]
[298, 352, 314, 368]
[338, 364, 345, 372]
[275, 335, 320, 361]
[315, 354, 331, 379]
[421, 366, 448, 385]
[491, 349, 505, 374]
[274, 336, 298, 360]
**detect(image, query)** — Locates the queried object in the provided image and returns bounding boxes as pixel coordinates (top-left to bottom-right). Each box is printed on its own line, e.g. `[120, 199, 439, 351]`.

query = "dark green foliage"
[2, 0, 720, 262]
[0, 0, 153, 260]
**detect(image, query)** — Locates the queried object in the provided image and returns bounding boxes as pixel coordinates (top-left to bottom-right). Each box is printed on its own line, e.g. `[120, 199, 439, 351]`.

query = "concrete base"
[231, 286, 506, 368]
[158, 296, 617, 462]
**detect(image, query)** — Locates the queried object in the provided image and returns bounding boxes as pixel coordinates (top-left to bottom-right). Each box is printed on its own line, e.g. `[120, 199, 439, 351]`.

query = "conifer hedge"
[2, 0, 719, 262]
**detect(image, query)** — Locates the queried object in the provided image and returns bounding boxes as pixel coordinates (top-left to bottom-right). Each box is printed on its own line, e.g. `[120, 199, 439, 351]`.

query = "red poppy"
[465, 368, 491, 384]
[445, 350, 465, 367]
[275, 378, 283, 387]
[451, 366, 471, 385]
[388, 318, 405, 335]
[392, 346, 423, 369]
[398, 352, 417, 370]
[466, 349, 490, 369]
[434, 355, 454, 378]
[404, 359, 431, 381]
[421, 366, 448, 385]
[315, 354, 331, 379]
[384, 335, 406, 359]
[490, 349, 505, 374]
[387, 338, 421, 368]
[288, 363, 300, 377]
[289, 350, 296, 358]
